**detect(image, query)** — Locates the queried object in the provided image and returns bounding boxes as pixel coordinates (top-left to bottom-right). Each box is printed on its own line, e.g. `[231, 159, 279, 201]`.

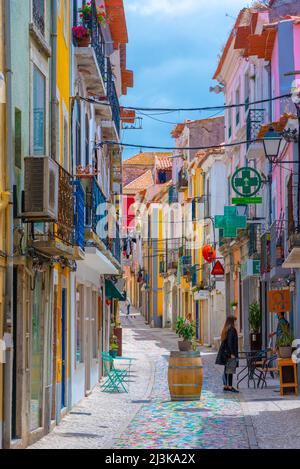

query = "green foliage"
[110, 335, 118, 350]
[230, 301, 238, 308]
[249, 302, 262, 333]
[175, 317, 196, 342]
[277, 325, 294, 347]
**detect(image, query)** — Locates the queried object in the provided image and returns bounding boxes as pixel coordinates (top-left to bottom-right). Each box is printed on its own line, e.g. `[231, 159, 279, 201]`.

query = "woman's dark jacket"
[215, 326, 239, 366]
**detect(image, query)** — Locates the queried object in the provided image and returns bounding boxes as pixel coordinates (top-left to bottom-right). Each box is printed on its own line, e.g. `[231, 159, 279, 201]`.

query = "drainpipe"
[44, 0, 58, 434]
[3, 0, 14, 449]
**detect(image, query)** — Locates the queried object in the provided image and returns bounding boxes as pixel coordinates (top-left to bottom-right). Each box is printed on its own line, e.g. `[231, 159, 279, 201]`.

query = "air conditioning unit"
[23, 157, 59, 221]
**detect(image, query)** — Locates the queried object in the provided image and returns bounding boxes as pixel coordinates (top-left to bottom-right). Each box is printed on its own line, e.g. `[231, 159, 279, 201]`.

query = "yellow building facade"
[54, 0, 72, 416]
[0, 0, 7, 447]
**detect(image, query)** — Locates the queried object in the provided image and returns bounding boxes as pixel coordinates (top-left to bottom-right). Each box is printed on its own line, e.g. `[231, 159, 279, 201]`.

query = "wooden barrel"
[168, 351, 203, 401]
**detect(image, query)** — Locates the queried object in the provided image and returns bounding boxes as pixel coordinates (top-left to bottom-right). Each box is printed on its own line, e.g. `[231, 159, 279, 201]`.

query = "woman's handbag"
[225, 357, 237, 374]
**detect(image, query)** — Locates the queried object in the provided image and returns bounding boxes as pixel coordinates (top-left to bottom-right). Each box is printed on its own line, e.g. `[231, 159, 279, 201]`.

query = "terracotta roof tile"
[123, 170, 154, 194]
[257, 113, 296, 139]
[123, 152, 173, 166]
[156, 156, 172, 170]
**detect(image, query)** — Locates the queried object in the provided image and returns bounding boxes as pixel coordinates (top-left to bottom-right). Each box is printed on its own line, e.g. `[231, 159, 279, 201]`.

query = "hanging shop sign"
[215, 206, 247, 238]
[194, 290, 209, 300]
[231, 167, 262, 197]
[232, 197, 263, 205]
[240, 259, 261, 280]
[211, 261, 225, 276]
[202, 245, 216, 263]
[268, 289, 290, 313]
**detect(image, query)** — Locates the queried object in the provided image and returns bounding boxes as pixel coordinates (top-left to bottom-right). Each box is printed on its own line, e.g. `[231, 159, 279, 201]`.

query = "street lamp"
[262, 127, 282, 164]
[262, 127, 282, 227]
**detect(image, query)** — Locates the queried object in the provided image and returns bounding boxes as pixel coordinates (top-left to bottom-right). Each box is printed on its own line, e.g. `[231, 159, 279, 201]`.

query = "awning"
[79, 247, 118, 275]
[105, 280, 126, 300]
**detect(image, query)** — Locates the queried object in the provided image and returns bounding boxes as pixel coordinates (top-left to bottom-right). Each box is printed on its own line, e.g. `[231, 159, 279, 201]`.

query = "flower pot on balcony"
[76, 36, 91, 47]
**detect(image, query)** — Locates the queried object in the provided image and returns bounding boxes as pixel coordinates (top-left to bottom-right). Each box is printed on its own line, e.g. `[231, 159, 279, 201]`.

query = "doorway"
[30, 272, 43, 431]
[61, 288, 66, 409]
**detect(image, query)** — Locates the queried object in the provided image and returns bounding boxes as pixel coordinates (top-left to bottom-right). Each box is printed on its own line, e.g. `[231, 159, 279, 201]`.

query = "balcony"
[159, 257, 167, 276]
[177, 168, 189, 192]
[283, 226, 300, 269]
[82, 177, 121, 268]
[270, 220, 289, 278]
[74, 0, 106, 97]
[30, 165, 85, 260]
[105, 59, 120, 137]
[246, 109, 264, 158]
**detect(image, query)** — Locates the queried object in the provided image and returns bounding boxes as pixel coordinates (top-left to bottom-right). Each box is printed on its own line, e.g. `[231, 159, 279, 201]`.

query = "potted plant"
[230, 301, 238, 312]
[277, 325, 294, 358]
[72, 25, 91, 47]
[175, 317, 196, 352]
[249, 302, 262, 350]
[109, 335, 119, 358]
[78, 3, 107, 26]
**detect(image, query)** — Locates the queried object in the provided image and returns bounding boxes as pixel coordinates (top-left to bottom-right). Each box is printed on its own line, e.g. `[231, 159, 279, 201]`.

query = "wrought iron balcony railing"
[246, 109, 264, 149]
[74, 0, 106, 80]
[33, 0, 45, 36]
[106, 59, 121, 136]
[57, 165, 75, 246]
[85, 177, 108, 245]
[73, 180, 85, 250]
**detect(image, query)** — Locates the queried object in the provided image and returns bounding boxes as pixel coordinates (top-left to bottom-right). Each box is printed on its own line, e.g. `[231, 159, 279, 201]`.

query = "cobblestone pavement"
[30, 309, 300, 449]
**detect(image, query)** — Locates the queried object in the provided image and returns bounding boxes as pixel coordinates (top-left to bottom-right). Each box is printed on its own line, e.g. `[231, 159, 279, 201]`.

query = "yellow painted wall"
[0, 0, 6, 437]
[55, 1, 71, 391]
[156, 207, 164, 318]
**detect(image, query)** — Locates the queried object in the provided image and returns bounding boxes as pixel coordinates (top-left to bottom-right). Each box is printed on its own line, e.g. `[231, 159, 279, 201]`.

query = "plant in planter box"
[249, 302, 262, 350]
[175, 316, 196, 352]
[72, 25, 91, 46]
[277, 325, 294, 358]
[109, 335, 119, 358]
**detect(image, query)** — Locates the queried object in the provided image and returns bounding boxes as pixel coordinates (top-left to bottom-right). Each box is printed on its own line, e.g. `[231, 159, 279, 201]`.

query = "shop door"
[30, 272, 43, 431]
[61, 288, 66, 409]
[12, 267, 18, 438]
[195, 301, 200, 340]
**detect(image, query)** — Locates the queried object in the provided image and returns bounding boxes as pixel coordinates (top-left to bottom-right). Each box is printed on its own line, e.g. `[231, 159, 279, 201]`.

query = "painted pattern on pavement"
[115, 354, 249, 449]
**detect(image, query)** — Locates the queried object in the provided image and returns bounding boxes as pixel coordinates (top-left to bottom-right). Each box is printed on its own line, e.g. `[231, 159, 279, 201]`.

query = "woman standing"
[215, 316, 239, 393]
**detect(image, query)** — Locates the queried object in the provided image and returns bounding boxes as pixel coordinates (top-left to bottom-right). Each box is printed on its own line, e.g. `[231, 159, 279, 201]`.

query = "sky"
[121, 0, 250, 160]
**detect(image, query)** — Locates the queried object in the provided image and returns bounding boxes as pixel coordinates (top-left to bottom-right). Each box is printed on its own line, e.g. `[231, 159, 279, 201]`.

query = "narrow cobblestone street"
[30, 311, 300, 450]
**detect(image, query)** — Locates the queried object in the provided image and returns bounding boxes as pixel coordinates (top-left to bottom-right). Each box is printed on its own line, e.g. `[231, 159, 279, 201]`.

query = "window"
[244, 75, 250, 113]
[235, 88, 240, 127]
[228, 106, 232, 139]
[63, 114, 68, 170]
[33, 66, 46, 155]
[32, 0, 45, 36]
[76, 287, 84, 363]
[15, 109, 22, 169]
[85, 115, 89, 167]
[92, 292, 98, 359]
[63, 0, 68, 42]
[56, 99, 60, 161]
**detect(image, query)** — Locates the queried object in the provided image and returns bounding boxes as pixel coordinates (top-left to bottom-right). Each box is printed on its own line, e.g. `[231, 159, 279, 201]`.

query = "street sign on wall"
[241, 259, 261, 280]
[232, 197, 262, 205]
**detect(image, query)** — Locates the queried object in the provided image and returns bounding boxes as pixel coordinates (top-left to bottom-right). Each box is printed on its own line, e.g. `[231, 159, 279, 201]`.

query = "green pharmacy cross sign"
[231, 167, 262, 197]
[215, 206, 247, 238]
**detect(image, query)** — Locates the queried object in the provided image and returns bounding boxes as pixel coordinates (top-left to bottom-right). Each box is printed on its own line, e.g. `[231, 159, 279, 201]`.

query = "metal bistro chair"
[101, 352, 128, 393]
[257, 355, 278, 389]
[247, 350, 269, 389]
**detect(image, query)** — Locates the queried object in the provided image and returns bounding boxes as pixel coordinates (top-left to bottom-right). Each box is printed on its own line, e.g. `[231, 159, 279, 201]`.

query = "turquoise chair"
[101, 352, 128, 393]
